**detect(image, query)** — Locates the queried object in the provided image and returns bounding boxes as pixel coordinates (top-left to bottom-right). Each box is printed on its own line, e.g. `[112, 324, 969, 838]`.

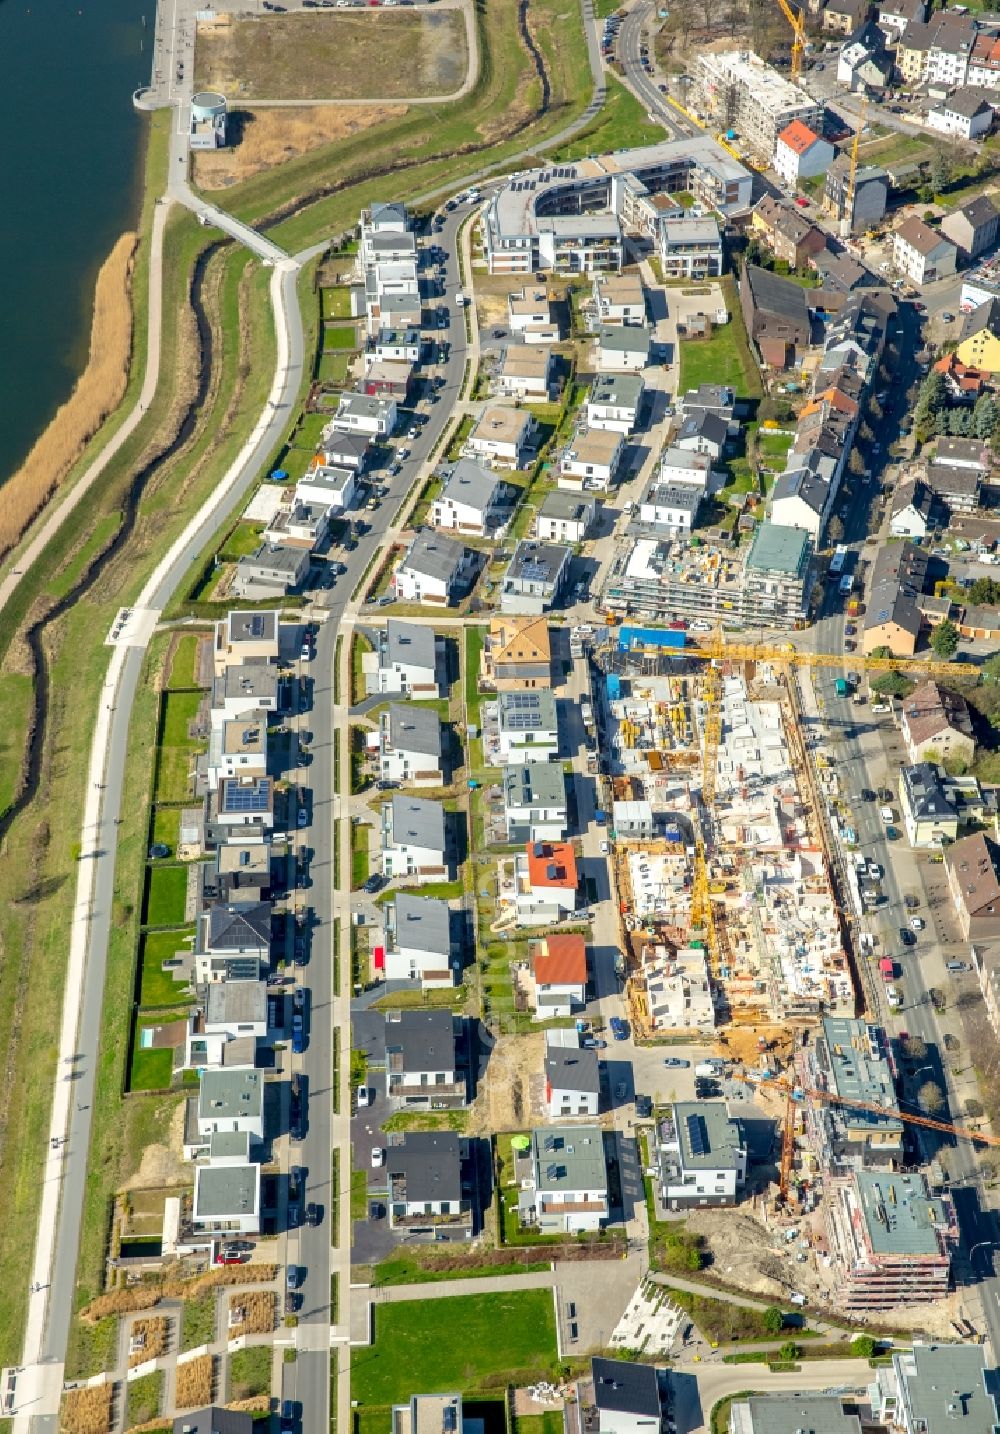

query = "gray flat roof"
[392, 893, 452, 956]
[388, 793, 447, 851]
[856, 1170, 948, 1256]
[736, 1395, 862, 1434]
[590, 372, 645, 407]
[671, 1100, 745, 1171]
[530, 1125, 607, 1191]
[506, 540, 570, 587]
[503, 761, 566, 808]
[896, 1345, 997, 1434]
[597, 324, 651, 355]
[818, 1017, 903, 1134]
[214, 663, 279, 705]
[538, 490, 594, 523]
[388, 703, 442, 758]
[206, 980, 266, 1026]
[497, 686, 558, 731]
[385, 618, 437, 671]
[385, 1008, 458, 1071]
[193, 1163, 260, 1219]
[746, 521, 811, 577]
[198, 1069, 263, 1121]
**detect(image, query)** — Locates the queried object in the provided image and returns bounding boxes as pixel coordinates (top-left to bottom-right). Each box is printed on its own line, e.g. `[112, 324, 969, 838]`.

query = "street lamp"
[969, 1241, 995, 1270]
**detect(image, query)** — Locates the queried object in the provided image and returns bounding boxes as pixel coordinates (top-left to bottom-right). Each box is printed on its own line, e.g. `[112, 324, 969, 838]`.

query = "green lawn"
[297, 411, 333, 449]
[0, 673, 34, 819]
[218, 522, 264, 561]
[351, 822, 371, 889]
[351, 1165, 369, 1221]
[166, 633, 204, 690]
[374, 1248, 549, 1286]
[150, 805, 181, 853]
[229, 1345, 273, 1401]
[160, 689, 203, 746]
[464, 626, 486, 725]
[139, 928, 194, 1007]
[144, 864, 189, 927]
[325, 325, 359, 351]
[515, 1415, 564, 1434]
[181, 1291, 218, 1351]
[756, 431, 794, 461]
[126, 1371, 163, 1427]
[550, 75, 665, 162]
[318, 351, 351, 385]
[351, 1291, 558, 1405]
[322, 287, 354, 319]
[680, 327, 753, 398]
[129, 1044, 174, 1092]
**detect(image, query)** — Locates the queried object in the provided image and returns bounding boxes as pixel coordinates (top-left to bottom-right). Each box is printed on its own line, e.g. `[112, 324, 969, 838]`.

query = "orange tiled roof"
[533, 933, 587, 985]
[777, 119, 821, 155]
[525, 841, 579, 891]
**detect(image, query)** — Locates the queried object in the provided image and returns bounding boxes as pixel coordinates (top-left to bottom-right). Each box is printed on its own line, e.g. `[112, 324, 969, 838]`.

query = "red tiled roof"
[777, 119, 821, 155]
[533, 933, 587, 985]
[525, 841, 579, 891]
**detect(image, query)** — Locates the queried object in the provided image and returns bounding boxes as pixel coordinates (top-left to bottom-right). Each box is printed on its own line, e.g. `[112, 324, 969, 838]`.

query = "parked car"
[292, 1013, 305, 1053]
[900, 928, 916, 946]
[910, 916, 924, 930]
[609, 1016, 630, 1040]
[363, 873, 384, 894]
[306, 1203, 322, 1227]
[371, 1146, 384, 1167]
[297, 806, 309, 828]
[663, 1057, 689, 1068]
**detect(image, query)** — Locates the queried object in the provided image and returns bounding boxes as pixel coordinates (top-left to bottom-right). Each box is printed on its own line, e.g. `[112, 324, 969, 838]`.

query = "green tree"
[778, 1341, 802, 1363]
[851, 1335, 877, 1359]
[930, 618, 959, 658]
[871, 671, 913, 698]
[970, 577, 1000, 606]
[934, 408, 951, 435]
[763, 1306, 784, 1335]
[973, 394, 999, 439]
[929, 150, 951, 193]
[983, 652, 1000, 685]
[948, 407, 972, 436]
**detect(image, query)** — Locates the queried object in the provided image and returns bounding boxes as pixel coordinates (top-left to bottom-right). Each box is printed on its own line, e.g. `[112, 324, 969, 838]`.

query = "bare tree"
[918, 1080, 945, 1116]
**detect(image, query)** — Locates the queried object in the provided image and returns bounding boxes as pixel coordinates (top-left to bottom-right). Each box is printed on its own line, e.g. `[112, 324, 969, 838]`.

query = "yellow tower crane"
[775, 0, 807, 82]
[690, 660, 723, 979]
[842, 96, 869, 239]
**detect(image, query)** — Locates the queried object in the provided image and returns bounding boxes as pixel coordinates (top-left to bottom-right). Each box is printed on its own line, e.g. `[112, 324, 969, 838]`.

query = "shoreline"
[0, 232, 137, 563]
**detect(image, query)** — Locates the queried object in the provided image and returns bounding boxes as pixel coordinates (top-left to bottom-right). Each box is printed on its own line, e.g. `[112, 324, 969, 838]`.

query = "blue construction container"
[616, 626, 686, 654]
[606, 672, 622, 701]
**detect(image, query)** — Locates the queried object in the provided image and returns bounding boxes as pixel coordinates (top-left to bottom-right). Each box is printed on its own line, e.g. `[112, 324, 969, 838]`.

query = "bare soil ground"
[468, 1029, 544, 1135]
[124, 1100, 191, 1191]
[194, 10, 467, 101]
[193, 105, 407, 190]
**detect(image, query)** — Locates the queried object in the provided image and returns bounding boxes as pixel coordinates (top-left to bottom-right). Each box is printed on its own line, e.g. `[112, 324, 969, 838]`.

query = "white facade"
[893, 223, 958, 285]
[295, 464, 356, 511]
[496, 693, 559, 765]
[466, 407, 535, 469]
[773, 128, 835, 187]
[927, 94, 994, 140]
[559, 428, 624, 491]
[330, 393, 398, 438]
[587, 382, 644, 434]
[656, 447, 712, 492]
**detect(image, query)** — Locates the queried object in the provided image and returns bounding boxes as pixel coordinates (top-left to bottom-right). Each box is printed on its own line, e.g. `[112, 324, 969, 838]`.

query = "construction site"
[603, 654, 853, 1042]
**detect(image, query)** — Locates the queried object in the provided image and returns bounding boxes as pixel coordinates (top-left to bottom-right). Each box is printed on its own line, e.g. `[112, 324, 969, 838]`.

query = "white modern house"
[586, 373, 644, 434]
[384, 1008, 467, 1107]
[657, 446, 712, 492]
[328, 392, 398, 438]
[595, 324, 651, 373]
[518, 1126, 609, 1233]
[509, 286, 556, 335]
[384, 893, 458, 988]
[430, 460, 511, 536]
[559, 426, 625, 491]
[593, 272, 646, 325]
[536, 489, 596, 543]
[656, 1101, 747, 1211]
[496, 345, 553, 399]
[381, 794, 448, 883]
[496, 687, 559, 764]
[379, 703, 445, 786]
[637, 482, 701, 534]
[191, 1160, 262, 1237]
[544, 1028, 600, 1117]
[368, 619, 442, 698]
[295, 464, 356, 511]
[466, 406, 536, 469]
[503, 762, 567, 843]
[196, 1069, 265, 1142]
[500, 540, 571, 615]
[394, 529, 475, 606]
[184, 980, 267, 1071]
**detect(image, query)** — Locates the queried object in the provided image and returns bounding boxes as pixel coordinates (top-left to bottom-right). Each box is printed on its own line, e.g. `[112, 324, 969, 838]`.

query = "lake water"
[0, 0, 156, 485]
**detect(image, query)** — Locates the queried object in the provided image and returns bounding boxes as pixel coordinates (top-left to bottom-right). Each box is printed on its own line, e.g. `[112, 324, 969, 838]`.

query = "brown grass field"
[175, 1355, 215, 1410]
[193, 9, 467, 100]
[0, 232, 135, 558]
[81, 1264, 279, 1322]
[128, 1316, 169, 1368]
[61, 1383, 115, 1434]
[193, 105, 406, 190]
[228, 1289, 275, 1338]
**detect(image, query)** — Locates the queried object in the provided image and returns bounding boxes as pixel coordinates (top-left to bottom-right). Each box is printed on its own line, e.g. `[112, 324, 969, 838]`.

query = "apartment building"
[695, 51, 823, 158]
[797, 1017, 903, 1174]
[826, 1170, 956, 1312]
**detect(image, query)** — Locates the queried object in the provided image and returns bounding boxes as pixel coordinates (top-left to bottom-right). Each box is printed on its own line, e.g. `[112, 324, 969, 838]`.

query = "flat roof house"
[826, 1169, 956, 1312]
[587, 372, 645, 435]
[796, 1016, 903, 1173]
[480, 616, 552, 691]
[430, 460, 511, 537]
[213, 609, 280, 674]
[385, 1008, 467, 1107]
[295, 463, 356, 513]
[368, 619, 443, 699]
[385, 1131, 474, 1238]
[536, 490, 597, 544]
[509, 286, 558, 341]
[329, 391, 398, 438]
[592, 1359, 664, 1434]
[216, 775, 274, 831]
[743, 521, 813, 625]
[595, 323, 651, 373]
[593, 272, 646, 325]
[381, 794, 449, 884]
[392, 1395, 480, 1434]
[545, 1028, 600, 1117]
[503, 761, 567, 843]
[394, 529, 475, 606]
[635, 483, 701, 536]
[869, 1344, 1000, 1434]
[730, 1397, 861, 1434]
[191, 1162, 261, 1237]
[197, 1069, 264, 1141]
[656, 1101, 747, 1211]
[560, 426, 625, 492]
[466, 406, 536, 469]
[518, 1125, 609, 1233]
[496, 687, 559, 765]
[531, 931, 588, 1016]
[496, 345, 553, 400]
[515, 839, 579, 925]
[380, 703, 445, 787]
[384, 893, 458, 989]
[233, 544, 310, 600]
[500, 539, 571, 615]
[657, 447, 712, 492]
[658, 215, 723, 279]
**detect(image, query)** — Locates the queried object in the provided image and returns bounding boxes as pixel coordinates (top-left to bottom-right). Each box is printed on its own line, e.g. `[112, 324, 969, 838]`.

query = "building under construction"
[796, 1018, 904, 1177]
[826, 1169, 957, 1313]
[694, 51, 823, 160]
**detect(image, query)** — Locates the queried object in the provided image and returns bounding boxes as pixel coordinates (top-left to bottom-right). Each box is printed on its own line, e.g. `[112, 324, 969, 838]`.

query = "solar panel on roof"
[686, 1113, 707, 1157]
[249, 614, 264, 638]
[222, 779, 270, 813]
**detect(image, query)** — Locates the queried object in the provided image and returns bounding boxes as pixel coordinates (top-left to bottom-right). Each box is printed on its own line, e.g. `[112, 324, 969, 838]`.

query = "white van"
[871, 702, 891, 714]
[356, 1085, 371, 1107]
[880, 805, 894, 824]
